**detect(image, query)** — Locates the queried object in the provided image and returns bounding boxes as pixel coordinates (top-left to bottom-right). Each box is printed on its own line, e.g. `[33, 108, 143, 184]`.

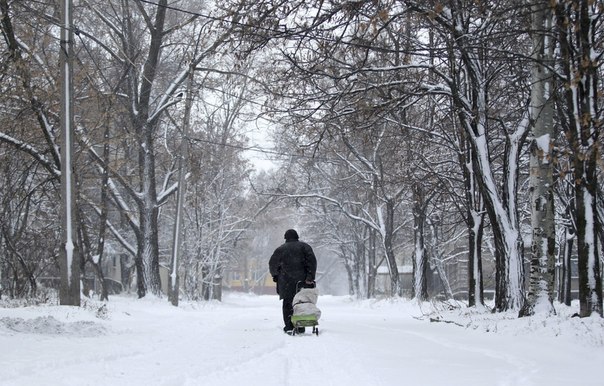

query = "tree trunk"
[520, 0, 556, 317]
[140, 192, 162, 296]
[367, 228, 377, 298]
[344, 253, 355, 297]
[2, 232, 37, 298]
[428, 218, 454, 300]
[558, 226, 573, 306]
[412, 184, 428, 301]
[456, 104, 486, 308]
[575, 175, 602, 317]
[382, 200, 400, 296]
[442, 6, 528, 311]
[470, 131, 526, 312]
[122, 0, 168, 298]
[354, 238, 364, 298]
[169, 65, 195, 306]
[134, 247, 146, 298]
[91, 261, 109, 301]
[555, 0, 603, 317]
[467, 211, 485, 307]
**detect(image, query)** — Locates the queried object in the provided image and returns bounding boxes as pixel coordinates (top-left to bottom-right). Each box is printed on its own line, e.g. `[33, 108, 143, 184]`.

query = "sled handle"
[296, 280, 316, 292]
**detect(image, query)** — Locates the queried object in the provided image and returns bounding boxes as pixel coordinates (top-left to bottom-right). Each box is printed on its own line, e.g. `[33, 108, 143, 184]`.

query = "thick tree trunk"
[344, 255, 355, 297]
[575, 174, 602, 317]
[522, 137, 556, 316]
[556, 0, 603, 317]
[440, 6, 528, 311]
[428, 218, 454, 300]
[467, 210, 485, 307]
[382, 200, 400, 296]
[558, 227, 573, 306]
[473, 133, 526, 312]
[457, 129, 486, 307]
[340, 245, 359, 297]
[91, 262, 108, 301]
[134, 251, 146, 298]
[140, 178, 161, 296]
[126, 0, 168, 298]
[520, 0, 556, 317]
[135, 132, 162, 297]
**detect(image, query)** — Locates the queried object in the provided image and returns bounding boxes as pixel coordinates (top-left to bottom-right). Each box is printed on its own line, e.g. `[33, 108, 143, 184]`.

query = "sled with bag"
[290, 281, 321, 336]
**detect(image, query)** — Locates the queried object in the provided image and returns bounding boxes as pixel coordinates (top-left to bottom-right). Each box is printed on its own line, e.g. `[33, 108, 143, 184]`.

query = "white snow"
[535, 134, 551, 163]
[1, 292, 603, 386]
[583, 192, 597, 290]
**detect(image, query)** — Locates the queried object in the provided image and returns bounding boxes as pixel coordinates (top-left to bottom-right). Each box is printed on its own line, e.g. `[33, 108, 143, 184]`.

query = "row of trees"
[0, 0, 271, 303]
[0, 1, 602, 319]
[253, 0, 603, 317]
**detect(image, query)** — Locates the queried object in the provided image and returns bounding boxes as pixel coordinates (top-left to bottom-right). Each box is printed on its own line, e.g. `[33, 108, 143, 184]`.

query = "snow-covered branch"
[82, 195, 137, 257]
[78, 130, 143, 203]
[157, 180, 179, 207]
[0, 132, 60, 178]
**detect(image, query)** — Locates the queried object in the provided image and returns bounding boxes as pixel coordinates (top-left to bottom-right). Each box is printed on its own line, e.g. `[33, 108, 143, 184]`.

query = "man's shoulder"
[275, 242, 295, 251]
[290, 240, 311, 247]
[296, 241, 314, 252]
[280, 240, 313, 252]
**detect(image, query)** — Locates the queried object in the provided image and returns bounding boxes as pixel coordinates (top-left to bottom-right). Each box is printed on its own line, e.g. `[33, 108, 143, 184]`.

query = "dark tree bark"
[412, 183, 429, 301]
[555, 0, 603, 317]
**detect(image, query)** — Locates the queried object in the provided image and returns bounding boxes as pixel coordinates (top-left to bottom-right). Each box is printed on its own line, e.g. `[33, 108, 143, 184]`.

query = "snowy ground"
[1, 292, 603, 386]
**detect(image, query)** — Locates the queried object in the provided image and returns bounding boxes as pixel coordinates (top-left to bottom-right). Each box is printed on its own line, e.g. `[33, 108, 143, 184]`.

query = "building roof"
[376, 265, 413, 274]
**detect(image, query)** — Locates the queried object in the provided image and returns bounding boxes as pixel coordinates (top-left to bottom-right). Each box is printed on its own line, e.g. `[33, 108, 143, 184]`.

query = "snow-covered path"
[1, 293, 602, 386]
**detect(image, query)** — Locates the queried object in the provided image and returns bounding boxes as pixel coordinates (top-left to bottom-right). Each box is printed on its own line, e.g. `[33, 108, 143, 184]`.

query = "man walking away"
[269, 229, 317, 333]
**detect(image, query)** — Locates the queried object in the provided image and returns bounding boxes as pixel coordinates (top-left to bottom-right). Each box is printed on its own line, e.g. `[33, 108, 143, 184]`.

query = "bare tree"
[555, 0, 603, 317]
[403, 0, 532, 311]
[75, 0, 246, 297]
[0, 0, 69, 300]
[177, 62, 257, 301]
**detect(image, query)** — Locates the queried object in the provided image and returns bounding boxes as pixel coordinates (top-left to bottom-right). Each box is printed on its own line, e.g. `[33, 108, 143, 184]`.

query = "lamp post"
[59, 0, 80, 305]
[168, 65, 194, 306]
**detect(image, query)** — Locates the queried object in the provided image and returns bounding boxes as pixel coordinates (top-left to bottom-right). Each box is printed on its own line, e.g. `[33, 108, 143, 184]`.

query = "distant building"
[84, 254, 171, 296]
[375, 265, 413, 297]
[223, 257, 276, 295]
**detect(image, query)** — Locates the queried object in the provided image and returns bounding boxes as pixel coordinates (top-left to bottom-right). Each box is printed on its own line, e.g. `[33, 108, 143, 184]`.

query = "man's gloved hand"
[272, 276, 278, 283]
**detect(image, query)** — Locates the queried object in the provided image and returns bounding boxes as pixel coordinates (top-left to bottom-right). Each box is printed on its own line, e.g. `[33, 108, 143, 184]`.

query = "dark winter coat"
[269, 240, 317, 300]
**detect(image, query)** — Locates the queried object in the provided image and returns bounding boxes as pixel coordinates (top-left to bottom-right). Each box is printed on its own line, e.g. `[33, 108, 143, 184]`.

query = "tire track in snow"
[281, 330, 388, 386]
[347, 318, 537, 386]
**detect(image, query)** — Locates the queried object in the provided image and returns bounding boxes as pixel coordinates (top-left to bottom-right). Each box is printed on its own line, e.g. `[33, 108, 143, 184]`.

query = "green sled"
[291, 314, 319, 327]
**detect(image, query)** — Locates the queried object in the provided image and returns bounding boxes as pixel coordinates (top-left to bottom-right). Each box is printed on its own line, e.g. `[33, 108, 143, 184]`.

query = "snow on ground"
[1, 292, 603, 386]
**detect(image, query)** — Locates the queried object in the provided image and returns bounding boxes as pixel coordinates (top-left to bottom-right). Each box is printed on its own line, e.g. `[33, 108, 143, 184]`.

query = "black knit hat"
[284, 229, 299, 240]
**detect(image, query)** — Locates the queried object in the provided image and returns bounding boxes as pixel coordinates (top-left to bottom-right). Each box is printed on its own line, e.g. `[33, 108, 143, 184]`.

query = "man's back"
[268, 229, 317, 333]
[270, 240, 316, 282]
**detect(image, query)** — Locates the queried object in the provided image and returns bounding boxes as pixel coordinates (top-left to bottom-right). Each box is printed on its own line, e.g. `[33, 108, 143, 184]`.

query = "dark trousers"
[281, 290, 295, 330]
